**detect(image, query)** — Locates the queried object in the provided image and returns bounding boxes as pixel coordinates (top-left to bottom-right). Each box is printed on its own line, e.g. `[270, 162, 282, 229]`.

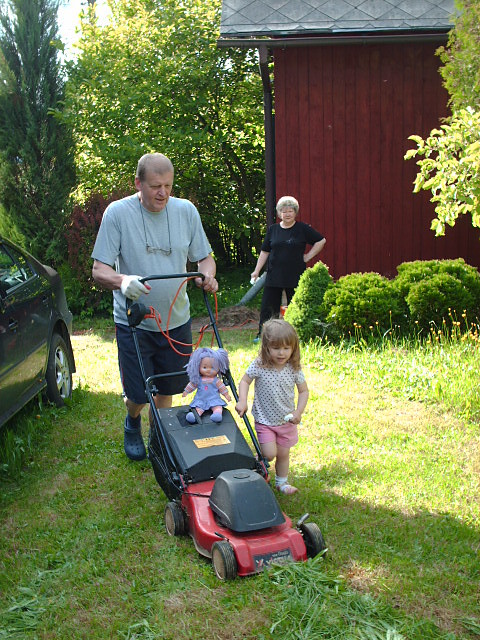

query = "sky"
[57, 0, 110, 52]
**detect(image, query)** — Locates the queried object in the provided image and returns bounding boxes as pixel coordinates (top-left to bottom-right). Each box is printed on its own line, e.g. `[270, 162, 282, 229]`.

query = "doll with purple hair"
[182, 347, 232, 423]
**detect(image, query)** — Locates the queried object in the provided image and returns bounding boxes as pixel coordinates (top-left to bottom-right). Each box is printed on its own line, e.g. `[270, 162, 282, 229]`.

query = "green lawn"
[0, 323, 479, 639]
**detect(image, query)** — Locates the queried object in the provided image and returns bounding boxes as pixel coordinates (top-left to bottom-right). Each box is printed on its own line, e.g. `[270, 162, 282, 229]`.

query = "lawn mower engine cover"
[209, 469, 285, 533]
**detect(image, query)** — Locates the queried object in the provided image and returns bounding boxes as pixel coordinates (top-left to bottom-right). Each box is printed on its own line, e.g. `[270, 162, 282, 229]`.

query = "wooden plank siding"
[274, 42, 480, 279]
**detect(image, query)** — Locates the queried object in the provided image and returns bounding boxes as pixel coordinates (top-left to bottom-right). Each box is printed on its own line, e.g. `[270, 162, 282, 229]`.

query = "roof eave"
[217, 29, 450, 49]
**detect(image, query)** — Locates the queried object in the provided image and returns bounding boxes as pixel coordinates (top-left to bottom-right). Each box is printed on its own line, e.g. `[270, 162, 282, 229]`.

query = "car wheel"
[300, 522, 327, 559]
[211, 541, 237, 580]
[45, 333, 73, 407]
[164, 501, 186, 536]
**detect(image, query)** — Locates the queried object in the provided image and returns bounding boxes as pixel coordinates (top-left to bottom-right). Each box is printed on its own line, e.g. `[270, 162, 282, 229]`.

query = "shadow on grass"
[285, 459, 479, 635]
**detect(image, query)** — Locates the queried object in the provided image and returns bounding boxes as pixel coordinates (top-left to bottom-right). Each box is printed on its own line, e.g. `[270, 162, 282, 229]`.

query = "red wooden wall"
[274, 42, 480, 279]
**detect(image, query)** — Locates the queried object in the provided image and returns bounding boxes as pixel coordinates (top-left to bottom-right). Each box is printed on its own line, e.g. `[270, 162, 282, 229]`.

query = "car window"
[0, 244, 35, 295]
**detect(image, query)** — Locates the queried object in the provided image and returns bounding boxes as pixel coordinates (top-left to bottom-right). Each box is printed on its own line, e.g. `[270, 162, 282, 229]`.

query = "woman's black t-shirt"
[261, 221, 324, 288]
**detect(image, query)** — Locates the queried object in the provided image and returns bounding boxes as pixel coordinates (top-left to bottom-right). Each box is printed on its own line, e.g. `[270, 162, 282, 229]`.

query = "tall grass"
[306, 315, 480, 423]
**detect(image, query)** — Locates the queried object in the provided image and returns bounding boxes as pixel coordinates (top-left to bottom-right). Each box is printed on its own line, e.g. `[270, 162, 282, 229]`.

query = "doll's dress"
[190, 378, 227, 410]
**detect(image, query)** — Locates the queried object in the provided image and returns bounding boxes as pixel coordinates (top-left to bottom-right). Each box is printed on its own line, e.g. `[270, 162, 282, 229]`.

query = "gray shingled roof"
[219, 0, 455, 37]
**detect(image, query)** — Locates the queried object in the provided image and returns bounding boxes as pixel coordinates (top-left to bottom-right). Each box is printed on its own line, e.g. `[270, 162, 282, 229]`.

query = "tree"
[405, 108, 480, 236]
[405, 1, 480, 236]
[437, 0, 480, 111]
[0, 0, 75, 263]
[63, 0, 265, 266]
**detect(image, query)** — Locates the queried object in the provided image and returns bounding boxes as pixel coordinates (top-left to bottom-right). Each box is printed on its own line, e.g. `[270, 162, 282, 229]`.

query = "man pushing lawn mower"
[91, 152, 218, 461]
[121, 274, 327, 579]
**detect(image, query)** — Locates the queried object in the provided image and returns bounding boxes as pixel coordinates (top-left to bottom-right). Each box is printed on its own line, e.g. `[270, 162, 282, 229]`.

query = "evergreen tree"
[0, 0, 75, 263]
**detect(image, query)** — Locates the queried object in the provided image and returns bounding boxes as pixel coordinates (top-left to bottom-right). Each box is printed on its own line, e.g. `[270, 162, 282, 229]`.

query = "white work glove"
[120, 275, 150, 301]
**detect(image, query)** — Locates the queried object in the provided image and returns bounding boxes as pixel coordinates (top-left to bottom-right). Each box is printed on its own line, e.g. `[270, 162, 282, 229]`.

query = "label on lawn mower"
[193, 435, 231, 449]
[253, 548, 294, 572]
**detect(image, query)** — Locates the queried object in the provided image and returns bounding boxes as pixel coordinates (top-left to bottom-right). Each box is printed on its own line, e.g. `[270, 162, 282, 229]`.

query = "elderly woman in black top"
[251, 196, 326, 341]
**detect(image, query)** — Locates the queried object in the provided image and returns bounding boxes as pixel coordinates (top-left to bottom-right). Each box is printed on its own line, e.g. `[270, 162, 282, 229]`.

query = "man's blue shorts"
[115, 321, 192, 404]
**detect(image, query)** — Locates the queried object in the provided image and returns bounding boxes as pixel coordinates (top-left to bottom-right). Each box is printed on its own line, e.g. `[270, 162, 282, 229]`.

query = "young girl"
[183, 347, 232, 423]
[235, 318, 309, 495]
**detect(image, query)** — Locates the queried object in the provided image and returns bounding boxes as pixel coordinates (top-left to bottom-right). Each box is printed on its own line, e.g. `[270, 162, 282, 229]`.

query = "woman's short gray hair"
[276, 196, 299, 214]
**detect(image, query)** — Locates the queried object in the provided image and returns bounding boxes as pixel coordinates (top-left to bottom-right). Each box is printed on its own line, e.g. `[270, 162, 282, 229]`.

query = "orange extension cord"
[147, 275, 218, 356]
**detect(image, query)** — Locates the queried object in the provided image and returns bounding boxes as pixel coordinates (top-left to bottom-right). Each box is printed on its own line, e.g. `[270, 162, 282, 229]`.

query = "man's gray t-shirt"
[92, 194, 212, 331]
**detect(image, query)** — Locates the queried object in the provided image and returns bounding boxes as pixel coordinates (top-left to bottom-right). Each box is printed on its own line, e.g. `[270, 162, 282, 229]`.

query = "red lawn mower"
[127, 273, 327, 580]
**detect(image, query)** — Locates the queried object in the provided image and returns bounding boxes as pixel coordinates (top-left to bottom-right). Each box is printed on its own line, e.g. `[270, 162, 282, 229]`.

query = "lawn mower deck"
[151, 407, 325, 579]
[180, 478, 309, 578]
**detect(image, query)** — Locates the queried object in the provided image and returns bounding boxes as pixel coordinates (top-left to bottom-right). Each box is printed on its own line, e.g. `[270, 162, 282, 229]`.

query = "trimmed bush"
[395, 259, 480, 302]
[284, 261, 333, 341]
[395, 258, 480, 331]
[323, 272, 404, 338]
[406, 273, 476, 332]
[284, 258, 480, 343]
[394, 259, 438, 298]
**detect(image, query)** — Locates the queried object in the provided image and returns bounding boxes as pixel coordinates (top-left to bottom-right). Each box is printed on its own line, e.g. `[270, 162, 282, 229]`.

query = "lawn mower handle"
[139, 272, 224, 347]
[136, 273, 267, 465]
[139, 272, 204, 284]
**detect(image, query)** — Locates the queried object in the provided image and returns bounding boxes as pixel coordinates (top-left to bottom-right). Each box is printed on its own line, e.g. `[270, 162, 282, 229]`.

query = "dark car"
[0, 237, 76, 428]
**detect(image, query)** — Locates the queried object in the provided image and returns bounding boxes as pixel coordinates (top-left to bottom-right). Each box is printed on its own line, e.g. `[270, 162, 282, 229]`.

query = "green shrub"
[394, 258, 480, 332]
[283, 258, 480, 344]
[406, 273, 476, 332]
[64, 190, 129, 317]
[394, 259, 438, 298]
[323, 272, 404, 338]
[436, 260, 480, 304]
[395, 258, 480, 304]
[284, 261, 333, 341]
[58, 261, 112, 319]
